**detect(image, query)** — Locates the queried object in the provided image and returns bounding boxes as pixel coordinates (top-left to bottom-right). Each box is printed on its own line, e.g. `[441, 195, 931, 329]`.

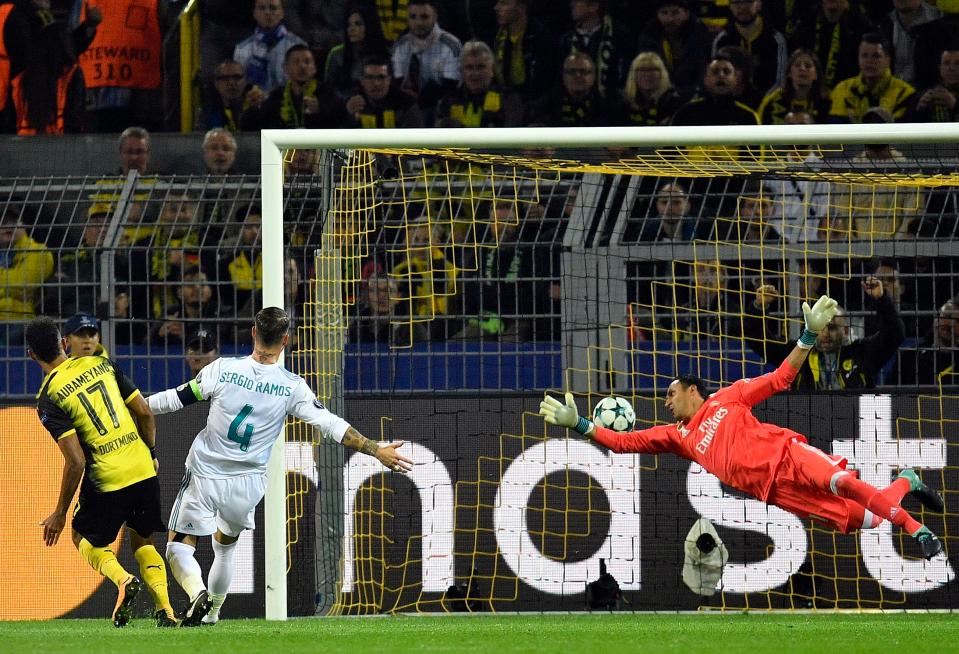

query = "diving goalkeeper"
[540, 296, 945, 559]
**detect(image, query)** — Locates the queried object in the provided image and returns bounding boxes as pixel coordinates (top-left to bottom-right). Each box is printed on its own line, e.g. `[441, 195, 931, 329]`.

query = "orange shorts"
[766, 439, 863, 534]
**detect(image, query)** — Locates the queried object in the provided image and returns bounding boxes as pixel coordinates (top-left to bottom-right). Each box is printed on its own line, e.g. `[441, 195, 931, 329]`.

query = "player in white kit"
[147, 307, 412, 625]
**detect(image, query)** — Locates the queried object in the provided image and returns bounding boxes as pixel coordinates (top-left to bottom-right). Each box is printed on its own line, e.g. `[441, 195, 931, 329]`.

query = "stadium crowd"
[3, 1, 959, 133]
[0, 0, 957, 391]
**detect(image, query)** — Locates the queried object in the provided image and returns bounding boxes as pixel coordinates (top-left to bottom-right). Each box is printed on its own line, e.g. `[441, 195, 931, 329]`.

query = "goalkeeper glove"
[798, 295, 839, 349]
[540, 392, 593, 435]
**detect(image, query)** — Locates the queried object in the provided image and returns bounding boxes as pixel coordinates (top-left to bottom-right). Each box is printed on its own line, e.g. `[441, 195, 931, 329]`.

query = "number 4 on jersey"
[228, 404, 255, 452]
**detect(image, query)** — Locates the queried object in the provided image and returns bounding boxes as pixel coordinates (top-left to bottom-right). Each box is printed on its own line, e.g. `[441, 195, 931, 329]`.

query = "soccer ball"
[592, 396, 636, 432]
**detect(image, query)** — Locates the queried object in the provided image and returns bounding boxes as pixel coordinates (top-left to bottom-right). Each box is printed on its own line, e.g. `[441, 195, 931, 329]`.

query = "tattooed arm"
[341, 427, 414, 473]
[292, 386, 414, 473]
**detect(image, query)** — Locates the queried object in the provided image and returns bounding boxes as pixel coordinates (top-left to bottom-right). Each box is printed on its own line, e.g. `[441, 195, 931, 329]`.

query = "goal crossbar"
[262, 124, 959, 151]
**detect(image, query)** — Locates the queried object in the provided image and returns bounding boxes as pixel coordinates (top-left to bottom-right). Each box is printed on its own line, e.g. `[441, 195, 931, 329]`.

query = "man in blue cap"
[64, 312, 106, 358]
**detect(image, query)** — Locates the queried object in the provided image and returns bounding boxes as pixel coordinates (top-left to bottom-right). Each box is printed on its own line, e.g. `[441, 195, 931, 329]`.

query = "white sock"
[165, 541, 207, 602]
[207, 536, 237, 610]
[203, 593, 225, 624]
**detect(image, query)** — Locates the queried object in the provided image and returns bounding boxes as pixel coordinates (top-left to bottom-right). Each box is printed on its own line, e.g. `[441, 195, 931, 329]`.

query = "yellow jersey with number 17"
[36, 355, 155, 492]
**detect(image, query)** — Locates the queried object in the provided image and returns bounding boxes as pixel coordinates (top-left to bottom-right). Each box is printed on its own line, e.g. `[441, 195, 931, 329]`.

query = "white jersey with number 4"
[181, 356, 349, 478]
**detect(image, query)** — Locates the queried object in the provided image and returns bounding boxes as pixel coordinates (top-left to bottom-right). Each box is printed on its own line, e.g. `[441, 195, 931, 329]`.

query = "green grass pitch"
[3, 614, 959, 654]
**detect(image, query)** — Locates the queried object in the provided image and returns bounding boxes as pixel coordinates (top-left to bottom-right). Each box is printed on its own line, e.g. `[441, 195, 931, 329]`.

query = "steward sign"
[79, 0, 161, 90]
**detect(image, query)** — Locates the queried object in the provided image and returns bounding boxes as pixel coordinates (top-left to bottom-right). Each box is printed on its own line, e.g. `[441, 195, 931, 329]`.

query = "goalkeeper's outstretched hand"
[539, 391, 580, 429]
[802, 295, 839, 334]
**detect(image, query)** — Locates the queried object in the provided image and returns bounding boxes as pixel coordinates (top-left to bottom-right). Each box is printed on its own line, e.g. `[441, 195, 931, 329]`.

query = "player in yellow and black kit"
[26, 316, 178, 628]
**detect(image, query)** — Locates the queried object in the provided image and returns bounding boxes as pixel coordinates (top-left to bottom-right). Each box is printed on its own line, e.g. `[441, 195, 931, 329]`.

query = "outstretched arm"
[341, 427, 414, 473]
[789, 295, 839, 368]
[287, 386, 412, 473]
[759, 295, 840, 376]
[539, 393, 675, 454]
[784, 341, 814, 371]
[766, 295, 840, 373]
[540, 392, 596, 437]
[148, 379, 204, 415]
[738, 295, 839, 405]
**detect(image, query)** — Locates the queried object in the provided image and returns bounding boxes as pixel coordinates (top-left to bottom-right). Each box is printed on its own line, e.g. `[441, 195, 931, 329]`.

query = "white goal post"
[258, 122, 959, 620]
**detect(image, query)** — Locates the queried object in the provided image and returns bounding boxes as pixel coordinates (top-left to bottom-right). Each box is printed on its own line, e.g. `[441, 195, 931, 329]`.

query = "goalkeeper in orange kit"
[541, 296, 945, 559]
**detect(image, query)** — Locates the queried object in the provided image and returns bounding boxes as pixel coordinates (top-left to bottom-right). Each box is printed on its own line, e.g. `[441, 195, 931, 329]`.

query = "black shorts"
[72, 476, 166, 548]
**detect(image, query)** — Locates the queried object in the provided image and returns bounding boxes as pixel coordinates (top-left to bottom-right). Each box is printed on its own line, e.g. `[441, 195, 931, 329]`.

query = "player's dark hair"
[25, 316, 62, 363]
[254, 306, 290, 346]
[675, 374, 709, 400]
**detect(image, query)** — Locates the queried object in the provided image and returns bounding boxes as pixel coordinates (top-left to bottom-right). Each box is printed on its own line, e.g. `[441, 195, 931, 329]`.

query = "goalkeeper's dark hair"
[25, 316, 63, 363]
[254, 307, 290, 346]
[675, 374, 709, 400]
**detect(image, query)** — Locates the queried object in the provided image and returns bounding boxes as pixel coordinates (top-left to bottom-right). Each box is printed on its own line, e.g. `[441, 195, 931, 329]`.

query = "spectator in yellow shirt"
[829, 32, 915, 122]
[0, 206, 54, 331]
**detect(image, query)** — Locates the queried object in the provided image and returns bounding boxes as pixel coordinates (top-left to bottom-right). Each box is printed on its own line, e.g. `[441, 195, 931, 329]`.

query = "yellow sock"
[77, 538, 130, 588]
[134, 545, 174, 613]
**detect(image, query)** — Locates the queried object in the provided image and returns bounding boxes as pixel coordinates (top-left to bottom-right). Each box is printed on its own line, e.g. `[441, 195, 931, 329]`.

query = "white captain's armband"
[148, 380, 204, 415]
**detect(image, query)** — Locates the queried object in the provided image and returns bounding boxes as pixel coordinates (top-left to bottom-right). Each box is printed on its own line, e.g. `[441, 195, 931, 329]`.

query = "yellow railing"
[179, 0, 201, 132]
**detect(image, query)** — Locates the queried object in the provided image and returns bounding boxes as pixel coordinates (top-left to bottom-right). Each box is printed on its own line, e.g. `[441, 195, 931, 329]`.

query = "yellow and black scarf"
[494, 28, 526, 90]
[660, 37, 676, 75]
[35, 6, 54, 28]
[931, 85, 959, 121]
[448, 91, 502, 127]
[358, 109, 397, 128]
[850, 69, 893, 106]
[815, 16, 843, 89]
[625, 95, 664, 126]
[569, 15, 616, 97]
[761, 89, 818, 125]
[561, 94, 596, 126]
[783, 0, 798, 40]
[279, 80, 317, 128]
[223, 108, 237, 132]
[376, 0, 408, 43]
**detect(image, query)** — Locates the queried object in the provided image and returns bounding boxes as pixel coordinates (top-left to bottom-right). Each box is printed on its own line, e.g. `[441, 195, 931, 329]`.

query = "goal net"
[262, 125, 959, 616]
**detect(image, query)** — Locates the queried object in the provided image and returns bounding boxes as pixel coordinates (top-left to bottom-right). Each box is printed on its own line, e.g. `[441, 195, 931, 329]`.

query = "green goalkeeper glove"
[798, 295, 839, 349]
[540, 392, 593, 435]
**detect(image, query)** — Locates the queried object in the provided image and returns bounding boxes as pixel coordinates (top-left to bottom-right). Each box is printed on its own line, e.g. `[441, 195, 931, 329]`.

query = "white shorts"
[169, 468, 266, 538]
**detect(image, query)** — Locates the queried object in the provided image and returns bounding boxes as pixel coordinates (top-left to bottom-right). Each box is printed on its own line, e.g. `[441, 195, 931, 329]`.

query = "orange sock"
[880, 477, 912, 505]
[836, 475, 922, 534]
